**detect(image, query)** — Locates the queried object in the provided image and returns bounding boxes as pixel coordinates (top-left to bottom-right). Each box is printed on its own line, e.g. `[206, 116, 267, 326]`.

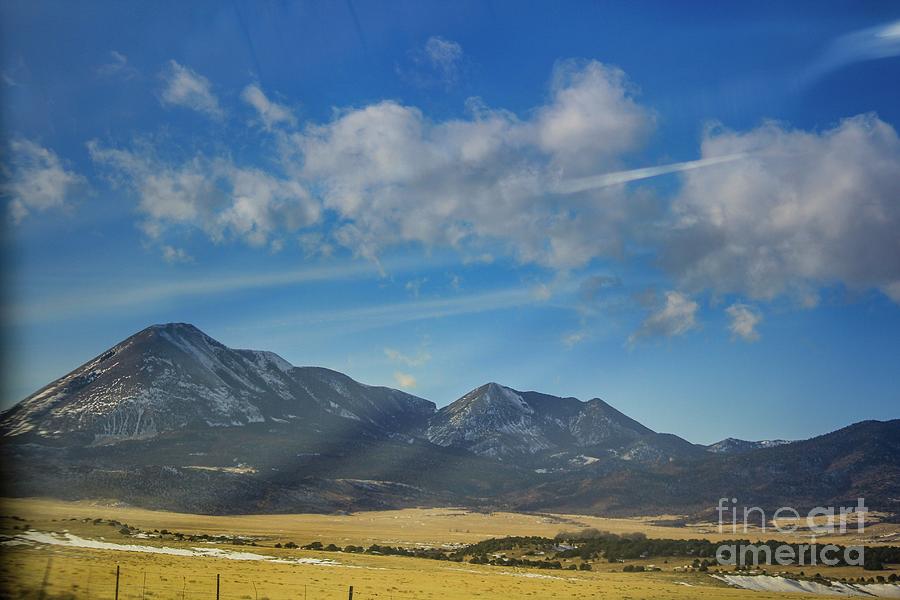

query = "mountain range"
[2, 323, 898, 517]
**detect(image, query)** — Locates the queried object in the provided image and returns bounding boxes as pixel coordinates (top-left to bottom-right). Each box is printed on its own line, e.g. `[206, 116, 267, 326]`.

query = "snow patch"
[713, 574, 900, 597]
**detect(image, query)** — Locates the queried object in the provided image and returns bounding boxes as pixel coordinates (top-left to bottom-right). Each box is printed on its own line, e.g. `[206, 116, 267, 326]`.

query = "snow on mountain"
[425, 382, 699, 463]
[426, 383, 552, 456]
[705, 437, 793, 454]
[1, 323, 434, 443]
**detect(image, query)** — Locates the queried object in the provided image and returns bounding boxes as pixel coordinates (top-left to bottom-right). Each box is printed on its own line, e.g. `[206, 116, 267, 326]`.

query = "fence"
[11, 557, 415, 600]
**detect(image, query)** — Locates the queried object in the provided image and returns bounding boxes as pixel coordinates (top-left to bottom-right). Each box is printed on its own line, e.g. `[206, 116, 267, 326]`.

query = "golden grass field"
[1, 497, 898, 600]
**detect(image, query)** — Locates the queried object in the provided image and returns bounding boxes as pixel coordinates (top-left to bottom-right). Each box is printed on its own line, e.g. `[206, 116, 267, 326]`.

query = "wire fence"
[11, 558, 438, 600]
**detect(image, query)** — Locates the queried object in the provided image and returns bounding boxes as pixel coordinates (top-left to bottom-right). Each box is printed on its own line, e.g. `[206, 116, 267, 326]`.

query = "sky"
[1, 1, 899, 445]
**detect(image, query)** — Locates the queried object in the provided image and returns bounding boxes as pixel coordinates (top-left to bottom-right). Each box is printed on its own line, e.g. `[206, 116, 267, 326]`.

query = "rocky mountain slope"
[2, 323, 897, 516]
[705, 437, 793, 454]
[2, 323, 434, 444]
[426, 382, 703, 466]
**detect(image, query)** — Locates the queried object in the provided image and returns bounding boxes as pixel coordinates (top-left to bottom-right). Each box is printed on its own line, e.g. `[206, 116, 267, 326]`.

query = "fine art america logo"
[715, 497, 867, 567]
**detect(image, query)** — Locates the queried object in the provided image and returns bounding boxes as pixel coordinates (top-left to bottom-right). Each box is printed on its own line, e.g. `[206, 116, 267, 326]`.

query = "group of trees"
[285, 531, 899, 574]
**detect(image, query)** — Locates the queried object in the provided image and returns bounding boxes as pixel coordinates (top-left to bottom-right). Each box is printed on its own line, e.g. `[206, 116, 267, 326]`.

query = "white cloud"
[97, 51, 137, 79]
[88, 140, 320, 247]
[629, 291, 698, 344]
[393, 371, 417, 389]
[532, 283, 553, 301]
[241, 84, 296, 130]
[384, 347, 431, 367]
[535, 59, 653, 174]
[562, 331, 587, 348]
[806, 20, 900, 83]
[424, 36, 463, 84]
[726, 303, 762, 342]
[160, 60, 223, 119]
[161, 245, 193, 264]
[285, 59, 655, 269]
[398, 36, 464, 89]
[2, 140, 84, 223]
[405, 278, 427, 298]
[666, 114, 900, 304]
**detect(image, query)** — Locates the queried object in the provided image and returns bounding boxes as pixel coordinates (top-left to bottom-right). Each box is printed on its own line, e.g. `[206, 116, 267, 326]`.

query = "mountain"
[509, 420, 900, 516]
[2, 323, 898, 517]
[426, 382, 703, 466]
[705, 437, 793, 454]
[2, 323, 434, 444]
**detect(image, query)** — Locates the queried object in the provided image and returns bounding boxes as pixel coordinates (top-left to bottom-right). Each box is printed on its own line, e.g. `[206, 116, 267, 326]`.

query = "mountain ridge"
[2, 322, 897, 517]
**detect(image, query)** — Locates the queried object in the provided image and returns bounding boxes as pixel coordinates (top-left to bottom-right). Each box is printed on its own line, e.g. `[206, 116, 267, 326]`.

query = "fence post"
[348, 584, 354, 600]
[217, 573, 220, 600]
[38, 557, 52, 600]
[114, 565, 120, 600]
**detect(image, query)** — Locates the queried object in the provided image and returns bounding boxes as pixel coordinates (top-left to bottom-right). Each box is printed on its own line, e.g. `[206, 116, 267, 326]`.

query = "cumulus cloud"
[160, 61, 223, 119]
[666, 114, 900, 304]
[398, 36, 464, 89]
[393, 371, 417, 389]
[726, 303, 762, 342]
[2, 140, 84, 223]
[535, 60, 653, 174]
[629, 291, 698, 345]
[241, 84, 296, 130]
[283, 59, 655, 269]
[88, 140, 319, 247]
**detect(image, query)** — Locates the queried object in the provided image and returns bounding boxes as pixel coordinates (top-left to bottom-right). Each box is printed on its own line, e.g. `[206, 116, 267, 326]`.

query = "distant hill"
[2, 323, 897, 517]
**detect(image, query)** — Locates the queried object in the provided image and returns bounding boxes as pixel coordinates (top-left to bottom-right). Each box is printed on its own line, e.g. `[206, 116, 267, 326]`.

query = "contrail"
[551, 153, 747, 195]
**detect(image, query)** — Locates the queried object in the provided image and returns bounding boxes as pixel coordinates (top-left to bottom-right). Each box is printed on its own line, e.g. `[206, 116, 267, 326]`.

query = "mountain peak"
[426, 384, 680, 461]
[2, 322, 433, 442]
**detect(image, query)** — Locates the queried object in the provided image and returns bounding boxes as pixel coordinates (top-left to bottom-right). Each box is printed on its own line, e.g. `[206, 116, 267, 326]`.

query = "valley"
[2, 498, 899, 599]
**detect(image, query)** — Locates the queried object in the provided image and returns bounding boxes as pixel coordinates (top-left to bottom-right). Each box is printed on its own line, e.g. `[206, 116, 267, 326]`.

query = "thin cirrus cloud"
[6, 259, 401, 324]
[96, 50, 137, 80]
[159, 60, 224, 119]
[248, 285, 560, 337]
[397, 35, 465, 89]
[2, 139, 84, 224]
[384, 347, 431, 367]
[804, 19, 900, 84]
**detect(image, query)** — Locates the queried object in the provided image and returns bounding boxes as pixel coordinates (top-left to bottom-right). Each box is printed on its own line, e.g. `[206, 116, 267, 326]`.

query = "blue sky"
[2, 1, 899, 444]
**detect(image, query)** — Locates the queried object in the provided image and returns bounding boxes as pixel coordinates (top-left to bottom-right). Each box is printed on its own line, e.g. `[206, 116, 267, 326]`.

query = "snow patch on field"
[713, 574, 900, 597]
[7, 531, 343, 567]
